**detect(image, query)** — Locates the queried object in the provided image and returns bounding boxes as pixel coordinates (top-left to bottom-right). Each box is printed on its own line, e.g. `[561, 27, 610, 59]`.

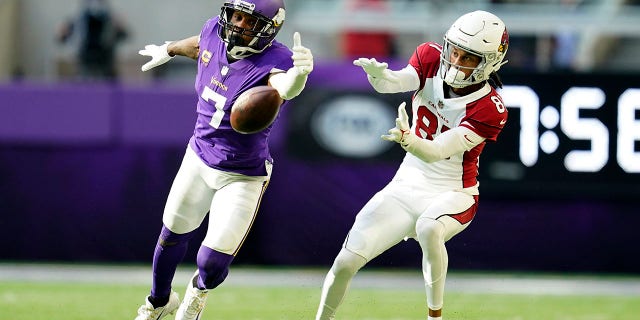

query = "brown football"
[230, 85, 283, 134]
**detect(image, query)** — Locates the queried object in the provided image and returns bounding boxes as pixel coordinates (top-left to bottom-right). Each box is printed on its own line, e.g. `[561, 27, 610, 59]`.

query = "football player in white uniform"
[316, 10, 509, 320]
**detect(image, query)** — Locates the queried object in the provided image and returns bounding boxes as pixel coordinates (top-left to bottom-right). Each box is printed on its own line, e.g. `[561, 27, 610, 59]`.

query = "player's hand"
[353, 57, 388, 78]
[291, 32, 313, 75]
[139, 41, 173, 72]
[382, 102, 411, 144]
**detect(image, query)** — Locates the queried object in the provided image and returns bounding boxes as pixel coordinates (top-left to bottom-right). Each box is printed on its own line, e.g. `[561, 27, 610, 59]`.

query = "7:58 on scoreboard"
[479, 73, 639, 199]
[501, 85, 639, 173]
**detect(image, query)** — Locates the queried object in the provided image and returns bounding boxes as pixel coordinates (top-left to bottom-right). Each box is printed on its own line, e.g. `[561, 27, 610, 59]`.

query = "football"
[230, 86, 283, 134]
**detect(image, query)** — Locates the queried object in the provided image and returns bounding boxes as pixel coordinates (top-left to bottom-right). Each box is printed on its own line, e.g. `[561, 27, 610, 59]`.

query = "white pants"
[343, 178, 476, 311]
[162, 146, 271, 256]
[345, 180, 475, 260]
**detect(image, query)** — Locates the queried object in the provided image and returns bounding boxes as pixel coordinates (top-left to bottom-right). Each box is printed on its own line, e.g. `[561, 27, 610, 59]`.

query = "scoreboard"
[482, 73, 640, 199]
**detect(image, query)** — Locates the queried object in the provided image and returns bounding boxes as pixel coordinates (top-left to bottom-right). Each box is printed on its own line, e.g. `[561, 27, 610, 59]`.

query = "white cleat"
[175, 272, 209, 320]
[135, 291, 180, 320]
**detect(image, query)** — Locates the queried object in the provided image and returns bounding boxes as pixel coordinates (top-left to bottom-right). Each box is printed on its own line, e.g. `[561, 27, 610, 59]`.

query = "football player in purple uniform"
[315, 11, 509, 320]
[133, 1, 313, 319]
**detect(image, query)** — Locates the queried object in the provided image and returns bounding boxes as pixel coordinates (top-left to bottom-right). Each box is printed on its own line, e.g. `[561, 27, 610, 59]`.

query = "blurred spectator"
[549, 0, 580, 71]
[551, 30, 578, 71]
[500, 35, 537, 72]
[56, 0, 129, 81]
[340, 0, 398, 60]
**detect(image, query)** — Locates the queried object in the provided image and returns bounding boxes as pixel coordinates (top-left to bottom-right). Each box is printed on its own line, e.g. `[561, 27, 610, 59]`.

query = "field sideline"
[2, 263, 640, 319]
[2, 262, 640, 296]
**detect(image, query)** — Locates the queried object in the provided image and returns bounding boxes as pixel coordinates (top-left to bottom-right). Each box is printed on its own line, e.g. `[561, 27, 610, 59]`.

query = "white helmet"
[440, 10, 509, 88]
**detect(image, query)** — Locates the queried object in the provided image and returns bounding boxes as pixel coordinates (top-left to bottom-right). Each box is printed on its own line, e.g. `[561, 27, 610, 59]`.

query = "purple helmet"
[218, 0, 286, 59]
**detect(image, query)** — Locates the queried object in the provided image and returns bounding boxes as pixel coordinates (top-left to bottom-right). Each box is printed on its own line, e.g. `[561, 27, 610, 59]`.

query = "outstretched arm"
[353, 58, 420, 93]
[139, 36, 199, 72]
[167, 36, 200, 59]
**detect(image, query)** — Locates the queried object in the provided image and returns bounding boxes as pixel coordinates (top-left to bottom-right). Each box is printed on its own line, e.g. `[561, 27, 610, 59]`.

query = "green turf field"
[1, 264, 639, 319]
[1, 279, 639, 320]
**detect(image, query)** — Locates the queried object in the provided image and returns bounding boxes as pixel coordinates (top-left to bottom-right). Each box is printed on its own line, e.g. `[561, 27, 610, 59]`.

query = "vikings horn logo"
[273, 8, 285, 27]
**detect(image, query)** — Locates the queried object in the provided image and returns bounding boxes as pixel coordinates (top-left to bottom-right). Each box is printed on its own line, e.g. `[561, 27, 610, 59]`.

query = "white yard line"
[1, 263, 639, 296]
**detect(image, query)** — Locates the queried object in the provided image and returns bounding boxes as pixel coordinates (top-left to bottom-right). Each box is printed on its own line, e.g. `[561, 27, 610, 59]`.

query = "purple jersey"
[188, 17, 293, 176]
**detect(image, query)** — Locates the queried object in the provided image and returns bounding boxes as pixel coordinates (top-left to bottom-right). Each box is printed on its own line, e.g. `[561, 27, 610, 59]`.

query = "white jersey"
[396, 42, 508, 194]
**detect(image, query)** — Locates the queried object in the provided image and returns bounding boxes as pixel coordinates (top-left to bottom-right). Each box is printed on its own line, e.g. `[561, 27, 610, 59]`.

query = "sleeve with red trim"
[462, 92, 508, 142]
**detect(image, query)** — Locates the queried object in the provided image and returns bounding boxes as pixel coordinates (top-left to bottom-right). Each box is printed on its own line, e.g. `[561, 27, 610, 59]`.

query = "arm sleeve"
[268, 67, 308, 100]
[461, 96, 508, 142]
[368, 64, 420, 93]
[402, 126, 485, 163]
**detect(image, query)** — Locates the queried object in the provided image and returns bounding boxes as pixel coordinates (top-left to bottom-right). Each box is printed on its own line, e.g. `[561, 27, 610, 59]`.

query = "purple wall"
[1, 68, 639, 274]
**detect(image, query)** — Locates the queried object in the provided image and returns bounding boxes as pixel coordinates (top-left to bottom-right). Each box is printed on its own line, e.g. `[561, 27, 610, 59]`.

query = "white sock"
[428, 316, 442, 320]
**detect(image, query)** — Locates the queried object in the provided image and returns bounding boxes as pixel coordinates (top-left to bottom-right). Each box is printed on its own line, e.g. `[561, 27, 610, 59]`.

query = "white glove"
[139, 41, 173, 72]
[382, 102, 414, 147]
[383, 102, 474, 163]
[353, 57, 389, 79]
[291, 32, 313, 75]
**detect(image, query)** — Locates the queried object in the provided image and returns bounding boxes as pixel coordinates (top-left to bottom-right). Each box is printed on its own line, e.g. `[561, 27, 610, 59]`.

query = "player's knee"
[157, 225, 195, 247]
[331, 248, 366, 278]
[162, 213, 200, 234]
[196, 246, 235, 289]
[416, 217, 445, 244]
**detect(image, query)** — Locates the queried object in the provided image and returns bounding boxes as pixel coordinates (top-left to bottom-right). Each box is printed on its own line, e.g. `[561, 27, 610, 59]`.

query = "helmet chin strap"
[225, 36, 269, 60]
[225, 42, 253, 60]
[444, 66, 467, 88]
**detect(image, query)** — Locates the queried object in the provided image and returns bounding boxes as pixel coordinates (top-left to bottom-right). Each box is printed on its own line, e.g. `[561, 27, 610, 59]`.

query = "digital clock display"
[481, 73, 640, 199]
